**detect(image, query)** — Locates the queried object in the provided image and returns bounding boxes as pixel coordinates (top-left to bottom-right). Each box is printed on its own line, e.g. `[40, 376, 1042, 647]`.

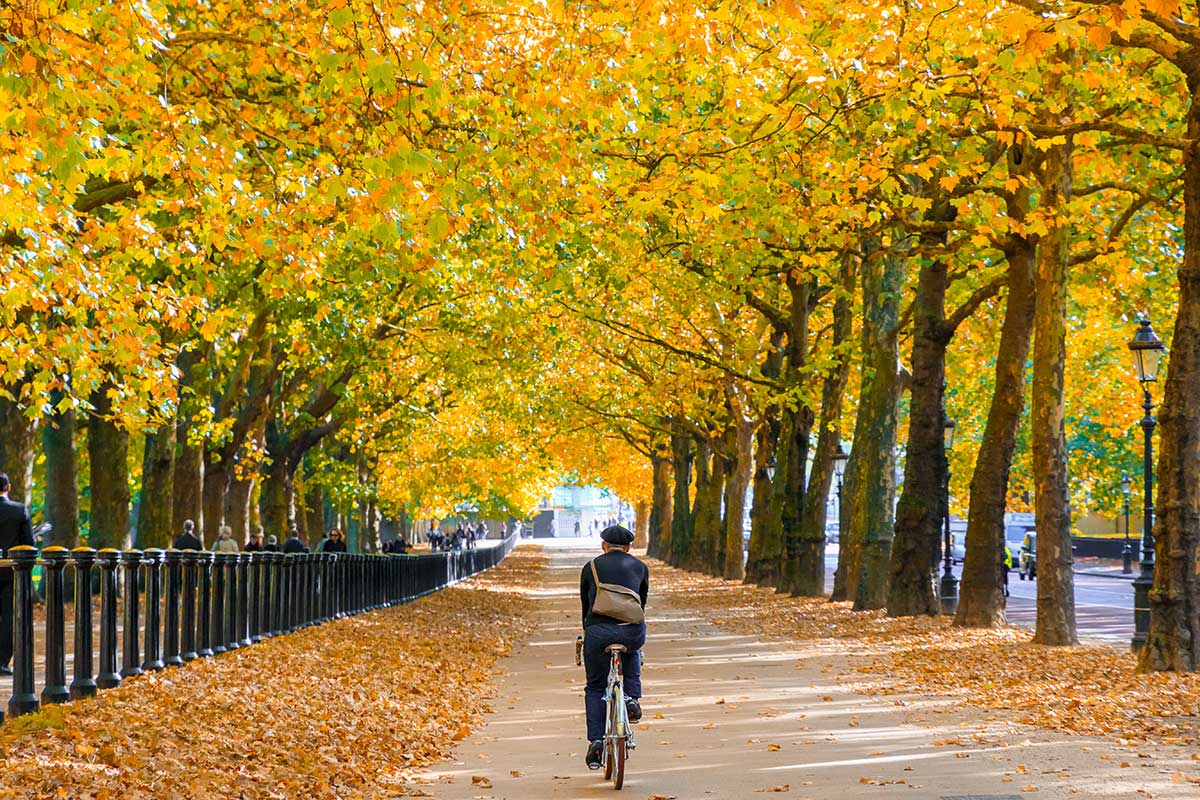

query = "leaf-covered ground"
[0, 547, 547, 800]
[652, 559, 1200, 748]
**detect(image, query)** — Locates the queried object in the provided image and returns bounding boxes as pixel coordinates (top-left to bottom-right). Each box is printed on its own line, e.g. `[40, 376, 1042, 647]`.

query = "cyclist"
[580, 525, 649, 770]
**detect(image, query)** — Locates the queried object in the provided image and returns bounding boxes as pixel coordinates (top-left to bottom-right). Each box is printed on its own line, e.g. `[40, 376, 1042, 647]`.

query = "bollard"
[321, 555, 333, 622]
[286, 554, 299, 632]
[269, 551, 283, 636]
[181, 550, 199, 662]
[163, 550, 184, 667]
[141, 549, 165, 672]
[119, 550, 144, 679]
[40, 546, 71, 705]
[95, 549, 121, 690]
[296, 554, 308, 628]
[197, 551, 215, 657]
[237, 552, 251, 647]
[7, 546, 39, 719]
[248, 552, 261, 644]
[223, 552, 239, 650]
[308, 553, 318, 625]
[69, 547, 98, 700]
[211, 552, 227, 655]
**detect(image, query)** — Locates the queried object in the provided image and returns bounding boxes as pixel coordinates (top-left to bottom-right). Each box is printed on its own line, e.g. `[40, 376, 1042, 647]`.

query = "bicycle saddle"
[605, 644, 628, 654]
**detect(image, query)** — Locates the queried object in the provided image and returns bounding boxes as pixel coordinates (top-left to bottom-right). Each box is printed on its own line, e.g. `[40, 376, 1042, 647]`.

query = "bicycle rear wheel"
[611, 736, 626, 789]
[603, 739, 614, 780]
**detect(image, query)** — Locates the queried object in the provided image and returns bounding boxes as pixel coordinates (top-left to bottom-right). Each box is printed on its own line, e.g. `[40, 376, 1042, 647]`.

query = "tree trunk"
[796, 278, 853, 597]
[173, 421, 204, 539]
[88, 385, 131, 550]
[634, 500, 650, 549]
[1031, 135, 1078, 647]
[259, 457, 289, 542]
[778, 275, 814, 595]
[1141, 92, 1200, 671]
[669, 430, 693, 567]
[225, 474, 254, 545]
[137, 421, 175, 550]
[201, 452, 228, 543]
[648, 448, 673, 559]
[889, 226, 952, 617]
[304, 481, 325, 542]
[44, 388, 80, 547]
[0, 391, 38, 503]
[852, 248, 904, 612]
[745, 416, 780, 585]
[955, 206, 1037, 627]
[687, 438, 721, 574]
[723, 416, 753, 581]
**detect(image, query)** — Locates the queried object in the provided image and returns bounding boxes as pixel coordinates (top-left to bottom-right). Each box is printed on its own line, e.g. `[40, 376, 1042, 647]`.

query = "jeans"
[583, 621, 646, 741]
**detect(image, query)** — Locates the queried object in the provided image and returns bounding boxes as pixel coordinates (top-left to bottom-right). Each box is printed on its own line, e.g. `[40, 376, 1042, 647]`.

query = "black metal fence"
[1, 533, 518, 724]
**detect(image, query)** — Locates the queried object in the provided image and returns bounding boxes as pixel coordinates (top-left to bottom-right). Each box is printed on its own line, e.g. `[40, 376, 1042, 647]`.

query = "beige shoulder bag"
[589, 559, 645, 624]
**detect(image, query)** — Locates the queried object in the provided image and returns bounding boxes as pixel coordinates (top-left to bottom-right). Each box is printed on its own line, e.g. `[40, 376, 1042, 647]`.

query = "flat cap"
[600, 525, 635, 546]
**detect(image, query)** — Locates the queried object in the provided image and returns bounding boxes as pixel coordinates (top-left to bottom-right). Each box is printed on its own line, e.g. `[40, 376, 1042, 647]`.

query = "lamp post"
[765, 452, 776, 482]
[1121, 472, 1133, 575]
[832, 443, 848, 539]
[940, 416, 958, 615]
[1128, 318, 1165, 653]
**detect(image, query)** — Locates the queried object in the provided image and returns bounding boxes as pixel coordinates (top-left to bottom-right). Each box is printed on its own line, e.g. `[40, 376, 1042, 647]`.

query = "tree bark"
[88, 384, 131, 550]
[687, 437, 722, 574]
[201, 454, 228, 542]
[745, 415, 780, 586]
[723, 416, 753, 581]
[137, 422, 175, 550]
[173, 421, 204, 539]
[778, 275, 814, 595]
[889, 218, 953, 617]
[669, 430, 693, 567]
[0, 391, 38, 503]
[852, 248, 904, 612]
[956, 170, 1037, 627]
[1031, 134, 1078, 646]
[1139, 82, 1200, 671]
[225, 474, 254, 545]
[648, 447, 673, 559]
[303, 480, 325, 541]
[44, 388, 80, 547]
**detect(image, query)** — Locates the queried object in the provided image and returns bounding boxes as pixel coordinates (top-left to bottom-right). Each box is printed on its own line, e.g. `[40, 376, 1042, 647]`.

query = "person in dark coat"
[0, 473, 35, 675]
[264, 535, 281, 552]
[244, 529, 263, 552]
[172, 519, 203, 551]
[320, 528, 348, 553]
[283, 529, 310, 554]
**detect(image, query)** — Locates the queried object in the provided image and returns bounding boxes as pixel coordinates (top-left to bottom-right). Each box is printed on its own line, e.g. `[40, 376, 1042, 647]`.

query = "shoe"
[586, 739, 604, 770]
[626, 698, 642, 723]
[0, 665, 11, 676]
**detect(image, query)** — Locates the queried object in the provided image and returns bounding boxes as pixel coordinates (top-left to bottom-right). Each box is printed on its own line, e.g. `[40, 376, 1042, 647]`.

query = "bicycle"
[577, 635, 636, 789]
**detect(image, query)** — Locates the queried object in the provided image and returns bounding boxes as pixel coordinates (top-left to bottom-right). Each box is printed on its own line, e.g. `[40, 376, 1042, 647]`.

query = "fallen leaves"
[0, 547, 548, 799]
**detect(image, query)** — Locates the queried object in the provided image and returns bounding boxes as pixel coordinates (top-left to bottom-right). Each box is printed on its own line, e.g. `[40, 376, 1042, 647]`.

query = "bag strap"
[589, 558, 601, 586]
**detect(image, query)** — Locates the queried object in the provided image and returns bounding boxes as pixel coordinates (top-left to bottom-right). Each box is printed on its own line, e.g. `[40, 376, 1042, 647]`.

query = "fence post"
[95, 548, 121, 690]
[119, 549, 143, 679]
[141, 549, 165, 672]
[68, 547, 98, 700]
[211, 552, 228, 655]
[224, 552, 239, 650]
[300, 553, 312, 627]
[197, 551, 214, 657]
[6, 546, 38, 719]
[248, 552, 261, 643]
[268, 552, 282, 636]
[163, 549, 184, 667]
[39, 546, 70, 705]
[237, 552, 251, 646]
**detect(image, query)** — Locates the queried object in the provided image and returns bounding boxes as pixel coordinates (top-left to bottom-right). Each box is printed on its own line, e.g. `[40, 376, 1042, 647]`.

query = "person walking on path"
[0, 472, 35, 676]
[319, 528, 347, 553]
[172, 519, 203, 551]
[283, 528, 310, 554]
[264, 534, 281, 552]
[214, 525, 239, 553]
[245, 528, 264, 552]
[579, 524, 649, 770]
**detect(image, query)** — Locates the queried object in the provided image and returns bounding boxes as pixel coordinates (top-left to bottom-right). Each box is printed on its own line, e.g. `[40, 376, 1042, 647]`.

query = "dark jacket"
[172, 531, 203, 551]
[580, 550, 649, 628]
[244, 541, 263, 552]
[264, 543, 281, 552]
[320, 539, 347, 553]
[0, 495, 35, 583]
[283, 536, 310, 554]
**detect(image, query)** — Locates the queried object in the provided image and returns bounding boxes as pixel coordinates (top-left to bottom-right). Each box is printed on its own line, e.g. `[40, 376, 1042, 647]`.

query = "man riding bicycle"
[580, 525, 649, 770]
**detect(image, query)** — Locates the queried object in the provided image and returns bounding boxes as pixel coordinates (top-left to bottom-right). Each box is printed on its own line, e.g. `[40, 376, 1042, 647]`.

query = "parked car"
[1018, 532, 1037, 580]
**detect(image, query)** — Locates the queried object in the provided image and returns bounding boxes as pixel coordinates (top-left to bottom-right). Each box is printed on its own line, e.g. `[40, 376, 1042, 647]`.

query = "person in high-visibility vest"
[1002, 545, 1013, 598]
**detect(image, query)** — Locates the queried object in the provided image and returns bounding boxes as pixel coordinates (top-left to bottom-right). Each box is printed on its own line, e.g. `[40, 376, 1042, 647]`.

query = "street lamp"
[1121, 472, 1133, 575]
[1128, 317, 1165, 652]
[832, 441, 848, 509]
[940, 416, 958, 615]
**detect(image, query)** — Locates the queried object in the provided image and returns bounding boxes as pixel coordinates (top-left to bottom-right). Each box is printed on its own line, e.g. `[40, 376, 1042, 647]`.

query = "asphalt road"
[822, 547, 1135, 645]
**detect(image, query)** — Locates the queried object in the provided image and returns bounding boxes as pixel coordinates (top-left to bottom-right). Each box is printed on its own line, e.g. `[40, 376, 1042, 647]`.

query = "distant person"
[172, 519, 203, 551]
[214, 525, 239, 553]
[264, 535, 281, 552]
[0, 472, 35, 676]
[395, 535, 409, 553]
[1002, 544, 1013, 598]
[244, 530, 264, 552]
[320, 528, 347, 553]
[283, 529, 310, 554]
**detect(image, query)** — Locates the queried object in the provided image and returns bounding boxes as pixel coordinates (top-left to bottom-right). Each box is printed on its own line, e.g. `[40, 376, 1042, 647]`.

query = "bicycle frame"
[602, 646, 635, 788]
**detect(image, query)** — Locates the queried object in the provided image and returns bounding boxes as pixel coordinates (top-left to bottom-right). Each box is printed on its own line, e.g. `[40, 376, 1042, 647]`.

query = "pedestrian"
[172, 519, 203, 551]
[320, 528, 347, 553]
[1002, 544, 1013, 598]
[264, 534, 281, 552]
[244, 528, 264, 552]
[283, 528, 310, 554]
[395, 534, 409, 553]
[214, 525, 239, 553]
[0, 472, 35, 676]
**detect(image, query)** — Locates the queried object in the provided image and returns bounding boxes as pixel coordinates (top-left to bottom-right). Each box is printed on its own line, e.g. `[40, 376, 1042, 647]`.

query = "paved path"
[420, 541, 1197, 799]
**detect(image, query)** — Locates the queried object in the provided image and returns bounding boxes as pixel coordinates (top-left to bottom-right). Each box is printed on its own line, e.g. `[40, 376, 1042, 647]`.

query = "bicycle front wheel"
[603, 739, 614, 780]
